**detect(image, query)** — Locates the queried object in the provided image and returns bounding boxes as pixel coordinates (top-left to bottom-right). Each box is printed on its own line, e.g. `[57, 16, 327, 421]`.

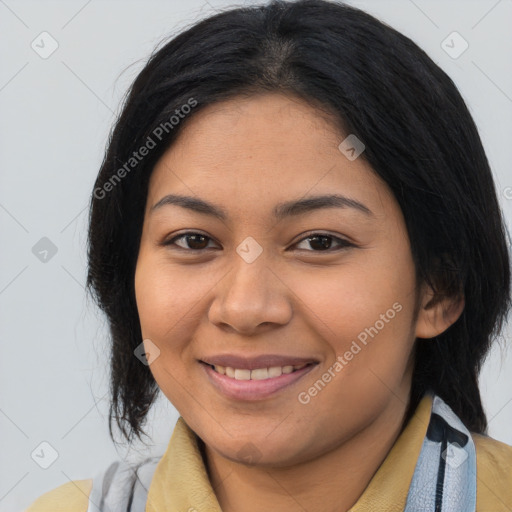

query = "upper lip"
[200, 354, 319, 370]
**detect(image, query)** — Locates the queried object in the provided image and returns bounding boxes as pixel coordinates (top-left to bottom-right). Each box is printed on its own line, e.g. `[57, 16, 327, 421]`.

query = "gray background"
[1, 0, 511, 510]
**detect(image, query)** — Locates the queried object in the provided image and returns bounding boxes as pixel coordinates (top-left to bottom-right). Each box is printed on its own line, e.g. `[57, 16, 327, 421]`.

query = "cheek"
[292, 251, 415, 341]
[289, 246, 417, 395]
[135, 252, 209, 341]
[134, 253, 202, 408]
[134, 252, 225, 404]
[290, 260, 416, 434]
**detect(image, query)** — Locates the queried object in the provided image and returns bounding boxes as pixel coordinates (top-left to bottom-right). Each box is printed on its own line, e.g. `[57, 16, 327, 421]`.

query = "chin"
[210, 433, 309, 468]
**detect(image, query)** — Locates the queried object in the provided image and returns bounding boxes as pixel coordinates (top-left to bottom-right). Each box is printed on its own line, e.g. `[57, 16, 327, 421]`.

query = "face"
[134, 92, 425, 467]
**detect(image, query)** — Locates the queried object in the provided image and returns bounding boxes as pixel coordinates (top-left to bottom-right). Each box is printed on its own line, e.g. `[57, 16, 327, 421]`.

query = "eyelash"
[162, 231, 354, 253]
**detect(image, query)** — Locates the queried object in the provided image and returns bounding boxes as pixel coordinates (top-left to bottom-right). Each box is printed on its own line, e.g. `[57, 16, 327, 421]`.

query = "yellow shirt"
[25, 394, 512, 511]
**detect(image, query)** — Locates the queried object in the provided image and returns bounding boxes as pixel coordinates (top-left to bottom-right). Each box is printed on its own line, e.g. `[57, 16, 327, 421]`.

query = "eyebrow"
[150, 193, 373, 221]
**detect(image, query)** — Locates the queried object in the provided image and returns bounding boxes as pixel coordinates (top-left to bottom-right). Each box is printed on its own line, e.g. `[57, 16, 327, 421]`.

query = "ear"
[415, 282, 465, 339]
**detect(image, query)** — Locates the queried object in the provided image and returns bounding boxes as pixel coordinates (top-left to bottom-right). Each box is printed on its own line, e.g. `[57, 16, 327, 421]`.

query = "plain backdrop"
[1, 0, 511, 510]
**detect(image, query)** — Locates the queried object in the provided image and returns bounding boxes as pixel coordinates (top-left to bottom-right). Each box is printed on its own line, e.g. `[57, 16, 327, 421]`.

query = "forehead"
[146, 93, 394, 220]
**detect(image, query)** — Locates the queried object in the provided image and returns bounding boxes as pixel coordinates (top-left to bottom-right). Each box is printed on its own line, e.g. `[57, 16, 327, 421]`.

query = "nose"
[207, 256, 293, 336]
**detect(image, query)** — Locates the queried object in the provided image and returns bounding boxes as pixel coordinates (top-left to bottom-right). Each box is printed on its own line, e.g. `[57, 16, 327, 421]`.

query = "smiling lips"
[200, 354, 318, 380]
[199, 354, 319, 400]
[210, 362, 311, 380]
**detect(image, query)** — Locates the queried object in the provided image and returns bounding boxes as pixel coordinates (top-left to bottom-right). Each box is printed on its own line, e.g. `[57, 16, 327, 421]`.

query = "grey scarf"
[86, 393, 477, 512]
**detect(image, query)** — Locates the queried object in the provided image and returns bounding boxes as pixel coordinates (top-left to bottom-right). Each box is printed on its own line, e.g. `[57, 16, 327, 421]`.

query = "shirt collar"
[146, 393, 433, 512]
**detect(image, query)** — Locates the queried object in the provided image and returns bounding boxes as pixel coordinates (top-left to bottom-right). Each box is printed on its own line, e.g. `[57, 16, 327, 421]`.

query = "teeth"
[234, 369, 251, 380]
[212, 363, 308, 380]
[268, 366, 282, 378]
[251, 368, 268, 380]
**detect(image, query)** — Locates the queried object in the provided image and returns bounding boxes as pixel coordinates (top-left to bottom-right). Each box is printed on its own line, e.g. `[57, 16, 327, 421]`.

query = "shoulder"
[24, 479, 92, 512]
[473, 433, 512, 510]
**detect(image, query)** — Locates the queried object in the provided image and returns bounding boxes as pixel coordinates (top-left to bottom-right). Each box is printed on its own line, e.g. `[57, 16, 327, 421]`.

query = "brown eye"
[294, 233, 353, 252]
[164, 232, 216, 251]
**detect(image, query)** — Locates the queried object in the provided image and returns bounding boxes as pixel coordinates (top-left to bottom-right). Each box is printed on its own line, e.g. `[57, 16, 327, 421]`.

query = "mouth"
[198, 358, 319, 401]
[200, 361, 315, 380]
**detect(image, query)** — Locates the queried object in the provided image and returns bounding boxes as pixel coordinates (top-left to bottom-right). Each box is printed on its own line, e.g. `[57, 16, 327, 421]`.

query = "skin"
[134, 92, 464, 512]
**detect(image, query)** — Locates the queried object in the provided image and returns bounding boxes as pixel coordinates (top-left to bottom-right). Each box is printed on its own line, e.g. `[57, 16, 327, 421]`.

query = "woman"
[26, 0, 512, 510]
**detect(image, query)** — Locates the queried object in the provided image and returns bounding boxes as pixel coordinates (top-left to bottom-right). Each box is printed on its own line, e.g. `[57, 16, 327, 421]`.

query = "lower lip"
[200, 362, 318, 401]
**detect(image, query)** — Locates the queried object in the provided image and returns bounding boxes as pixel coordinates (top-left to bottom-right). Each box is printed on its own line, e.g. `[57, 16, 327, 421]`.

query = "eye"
[162, 231, 353, 253]
[293, 232, 354, 252]
[163, 232, 218, 251]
